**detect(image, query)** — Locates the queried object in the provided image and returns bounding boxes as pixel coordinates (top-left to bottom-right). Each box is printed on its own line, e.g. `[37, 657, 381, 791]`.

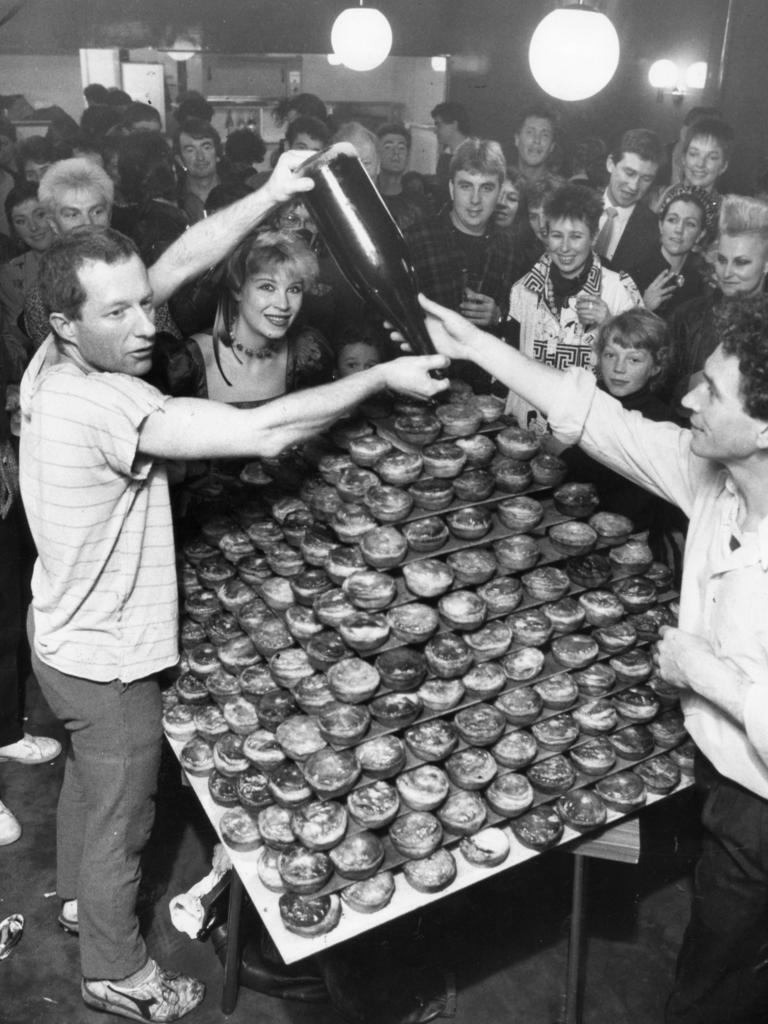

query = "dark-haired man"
[596, 128, 663, 279]
[122, 101, 162, 134]
[512, 104, 557, 184]
[406, 138, 512, 323]
[405, 137, 514, 391]
[376, 122, 426, 230]
[83, 83, 110, 107]
[408, 289, 768, 1024]
[175, 118, 222, 223]
[286, 114, 330, 152]
[18, 153, 448, 1022]
[377, 122, 411, 197]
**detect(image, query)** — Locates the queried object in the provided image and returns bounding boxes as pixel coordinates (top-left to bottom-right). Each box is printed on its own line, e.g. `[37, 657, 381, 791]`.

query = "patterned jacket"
[505, 252, 642, 431]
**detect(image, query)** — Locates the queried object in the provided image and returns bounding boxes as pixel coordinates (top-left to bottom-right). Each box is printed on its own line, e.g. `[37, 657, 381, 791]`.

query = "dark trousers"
[0, 502, 33, 747]
[666, 756, 768, 1024]
[29, 613, 162, 980]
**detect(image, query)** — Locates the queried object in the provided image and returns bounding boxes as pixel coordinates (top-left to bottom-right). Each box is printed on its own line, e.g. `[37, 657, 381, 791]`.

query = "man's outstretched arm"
[138, 353, 450, 461]
[147, 150, 313, 307]
[413, 294, 696, 513]
[415, 293, 567, 414]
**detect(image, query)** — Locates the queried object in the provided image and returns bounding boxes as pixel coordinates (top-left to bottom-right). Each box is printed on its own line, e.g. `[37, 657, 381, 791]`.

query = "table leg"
[221, 870, 244, 1015]
[563, 853, 587, 1024]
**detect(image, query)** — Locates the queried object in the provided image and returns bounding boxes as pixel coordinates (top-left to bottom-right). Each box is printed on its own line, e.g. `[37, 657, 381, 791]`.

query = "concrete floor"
[1, 673, 701, 1024]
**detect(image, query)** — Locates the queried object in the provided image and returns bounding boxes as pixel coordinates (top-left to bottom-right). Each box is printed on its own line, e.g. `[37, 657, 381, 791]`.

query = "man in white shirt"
[597, 128, 663, 280]
[411, 290, 768, 1024]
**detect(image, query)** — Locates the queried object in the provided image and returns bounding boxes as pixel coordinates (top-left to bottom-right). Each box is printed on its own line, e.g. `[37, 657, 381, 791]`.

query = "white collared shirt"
[549, 367, 768, 798]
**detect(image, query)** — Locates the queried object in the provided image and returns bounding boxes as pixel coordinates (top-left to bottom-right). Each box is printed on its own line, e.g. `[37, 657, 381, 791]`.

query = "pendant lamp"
[529, 3, 620, 101]
[331, 2, 393, 72]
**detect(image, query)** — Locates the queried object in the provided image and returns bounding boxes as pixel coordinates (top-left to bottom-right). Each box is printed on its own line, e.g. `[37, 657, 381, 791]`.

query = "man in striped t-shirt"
[19, 159, 449, 1021]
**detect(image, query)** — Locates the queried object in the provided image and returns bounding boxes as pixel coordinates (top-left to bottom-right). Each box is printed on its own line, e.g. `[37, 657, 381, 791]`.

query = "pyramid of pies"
[172, 399, 682, 942]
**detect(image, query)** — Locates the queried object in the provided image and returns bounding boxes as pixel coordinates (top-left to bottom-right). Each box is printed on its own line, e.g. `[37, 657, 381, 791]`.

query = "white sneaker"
[0, 800, 21, 845]
[0, 733, 62, 764]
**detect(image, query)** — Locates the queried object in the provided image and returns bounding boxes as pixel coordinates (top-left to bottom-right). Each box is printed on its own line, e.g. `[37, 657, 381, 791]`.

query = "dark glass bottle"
[297, 144, 437, 357]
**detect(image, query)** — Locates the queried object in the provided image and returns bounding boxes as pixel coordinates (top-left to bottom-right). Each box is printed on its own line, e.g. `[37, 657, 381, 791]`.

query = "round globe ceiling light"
[684, 61, 708, 91]
[648, 58, 678, 90]
[165, 34, 201, 62]
[331, 7, 393, 71]
[529, 5, 620, 101]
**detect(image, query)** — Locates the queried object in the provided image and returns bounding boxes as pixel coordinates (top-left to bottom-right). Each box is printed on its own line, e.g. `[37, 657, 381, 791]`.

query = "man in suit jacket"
[596, 128, 663, 281]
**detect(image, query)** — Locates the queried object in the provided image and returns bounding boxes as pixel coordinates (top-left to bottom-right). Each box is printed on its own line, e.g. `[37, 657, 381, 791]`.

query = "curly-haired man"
[409, 285, 768, 1024]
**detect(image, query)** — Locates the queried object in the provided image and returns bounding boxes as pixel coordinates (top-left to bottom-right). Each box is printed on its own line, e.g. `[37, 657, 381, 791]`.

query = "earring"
[229, 312, 240, 342]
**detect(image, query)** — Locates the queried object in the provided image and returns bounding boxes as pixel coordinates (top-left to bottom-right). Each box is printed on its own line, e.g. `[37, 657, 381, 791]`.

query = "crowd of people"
[1, 79, 768, 1024]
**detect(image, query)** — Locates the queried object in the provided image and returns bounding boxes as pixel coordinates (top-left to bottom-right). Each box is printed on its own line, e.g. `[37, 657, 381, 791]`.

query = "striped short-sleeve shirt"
[19, 338, 179, 683]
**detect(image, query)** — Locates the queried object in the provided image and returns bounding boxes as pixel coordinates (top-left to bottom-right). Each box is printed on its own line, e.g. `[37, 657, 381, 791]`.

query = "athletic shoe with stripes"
[81, 960, 205, 1021]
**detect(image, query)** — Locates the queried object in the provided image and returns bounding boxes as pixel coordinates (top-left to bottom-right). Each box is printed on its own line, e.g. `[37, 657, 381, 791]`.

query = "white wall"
[0, 54, 83, 120]
[0, 50, 444, 175]
[302, 55, 444, 173]
[302, 54, 445, 125]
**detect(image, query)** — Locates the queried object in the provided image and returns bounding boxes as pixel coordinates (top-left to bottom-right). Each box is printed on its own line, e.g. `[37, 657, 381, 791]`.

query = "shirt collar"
[602, 189, 634, 224]
[720, 472, 768, 571]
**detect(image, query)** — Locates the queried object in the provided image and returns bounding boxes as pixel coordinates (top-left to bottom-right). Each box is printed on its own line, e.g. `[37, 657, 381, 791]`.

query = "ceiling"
[0, 0, 459, 55]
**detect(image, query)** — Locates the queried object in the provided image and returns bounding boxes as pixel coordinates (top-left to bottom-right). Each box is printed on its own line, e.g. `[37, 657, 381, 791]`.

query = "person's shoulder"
[77, 372, 169, 428]
[510, 272, 532, 298]
[384, 194, 425, 233]
[598, 263, 643, 308]
[64, 367, 157, 401]
[24, 279, 42, 306]
[23, 347, 103, 418]
[1, 252, 26, 276]
[630, 202, 658, 227]
[600, 262, 631, 287]
[632, 249, 664, 280]
[615, 268, 641, 290]
[514, 254, 549, 294]
[669, 290, 714, 329]
[489, 228, 515, 256]
[627, 389, 676, 423]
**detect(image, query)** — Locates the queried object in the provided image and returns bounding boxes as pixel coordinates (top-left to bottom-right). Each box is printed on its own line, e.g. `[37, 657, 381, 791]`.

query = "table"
[169, 411, 690, 1013]
[168, 733, 691, 1014]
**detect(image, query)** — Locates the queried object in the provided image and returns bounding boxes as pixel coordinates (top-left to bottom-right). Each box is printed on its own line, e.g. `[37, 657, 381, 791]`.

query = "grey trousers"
[29, 615, 162, 980]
